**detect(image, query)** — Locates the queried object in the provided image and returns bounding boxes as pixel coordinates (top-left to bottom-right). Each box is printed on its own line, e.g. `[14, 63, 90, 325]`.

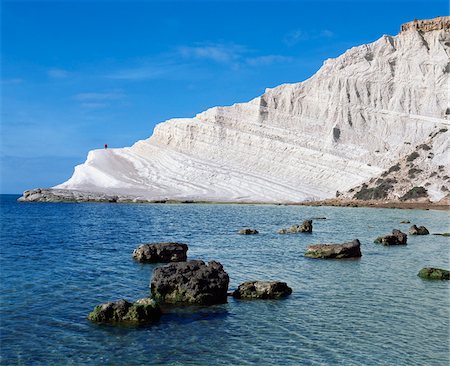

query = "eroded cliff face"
[49, 19, 449, 203]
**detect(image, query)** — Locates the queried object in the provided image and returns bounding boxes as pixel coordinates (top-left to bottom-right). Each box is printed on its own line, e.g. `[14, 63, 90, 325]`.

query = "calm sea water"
[0, 194, 449, 365]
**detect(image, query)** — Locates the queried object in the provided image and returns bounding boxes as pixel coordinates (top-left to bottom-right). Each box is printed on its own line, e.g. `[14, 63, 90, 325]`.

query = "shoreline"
[15, 188, 450, 211]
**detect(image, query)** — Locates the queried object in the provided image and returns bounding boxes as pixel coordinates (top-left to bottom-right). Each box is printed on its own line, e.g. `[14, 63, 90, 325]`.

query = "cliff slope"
[22, 17, 450, 203]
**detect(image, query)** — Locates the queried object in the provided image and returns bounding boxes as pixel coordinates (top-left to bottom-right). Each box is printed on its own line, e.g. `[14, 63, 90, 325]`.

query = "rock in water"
[238, 228, 259, 235]
[232, 281, 292, 299]
[132, 242, 188, 263]
[278, 220, 313, 234]
[305, 239, 362, 259]
[23, 18, 449, 204]
[87, 298, 161, 325]
[409, 225, 430, 235]
[150, 260, 229, 305]
[418, 268, 450, 280]
[374, 229, 408, 245]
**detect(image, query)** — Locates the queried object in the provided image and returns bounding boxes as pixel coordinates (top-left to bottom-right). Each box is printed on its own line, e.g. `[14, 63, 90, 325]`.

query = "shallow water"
[0, 195, 449, 365]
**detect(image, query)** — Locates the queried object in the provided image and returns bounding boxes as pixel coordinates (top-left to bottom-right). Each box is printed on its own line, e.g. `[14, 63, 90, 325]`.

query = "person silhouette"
[104, 144, 108, 149]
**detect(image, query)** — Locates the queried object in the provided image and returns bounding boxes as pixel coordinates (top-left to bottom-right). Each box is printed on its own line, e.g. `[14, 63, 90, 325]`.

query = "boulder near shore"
[87, 298, 161, 325]
[232, 281, 292, 299]
[151, 260, 229, 305]
[305, 239, 362, 259]
[409, 225, 430, 235]
[418, 268, 449, 280]
[278, 220, 313, 234]
[132, 242, 188, 263]
[238, 228, 259, 235]
[374, 229, 408, 245]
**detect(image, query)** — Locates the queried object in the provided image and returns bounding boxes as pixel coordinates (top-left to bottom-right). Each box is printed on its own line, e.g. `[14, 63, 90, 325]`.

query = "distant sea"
[1, 194, 449, 365]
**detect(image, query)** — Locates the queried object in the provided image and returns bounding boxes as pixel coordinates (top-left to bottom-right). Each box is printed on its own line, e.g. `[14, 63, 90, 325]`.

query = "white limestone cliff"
[51, 18, 450, 203]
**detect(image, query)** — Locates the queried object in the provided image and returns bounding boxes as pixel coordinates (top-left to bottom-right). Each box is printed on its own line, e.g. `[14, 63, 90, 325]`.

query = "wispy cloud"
[80, 102, 108, 109]
[177, 43, 248, 63]
[2, 78, 24, 85]
[47, 68, 69, 79]
[283, 29, 334, 46]
[246, 55, 293, 66]
[73, 90, 125, 101]
[106, 62, 181, 80]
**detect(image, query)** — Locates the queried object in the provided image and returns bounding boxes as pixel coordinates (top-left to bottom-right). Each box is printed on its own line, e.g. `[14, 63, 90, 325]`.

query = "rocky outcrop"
[374, 229, 408, 245]
[418, 267, 450, 280]
[150, 260, 229, 305]
[87, 298, 161, 325]
[238, 228, 259, 235]
[401, 16, 450, 33]
[305, 239, 362, 259]
[409, 225, 430, 235]
[19, 19, 448, 204]
[132, 243, 188, 263]
[278, 220, 312, 234]
[232, 281, 292, 299]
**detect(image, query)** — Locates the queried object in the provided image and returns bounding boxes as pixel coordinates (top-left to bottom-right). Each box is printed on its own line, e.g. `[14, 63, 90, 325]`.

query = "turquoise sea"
[0, 194, 449, 365]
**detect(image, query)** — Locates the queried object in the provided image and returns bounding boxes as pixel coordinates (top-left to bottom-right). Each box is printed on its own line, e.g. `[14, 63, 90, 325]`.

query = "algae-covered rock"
[151, 260, 229, 305]
[132, 242, 188, 263]
[232, 281, 292, 299]
[278, 220, 312, 234]
[418, 267, 450, 280]
[238, 228, 259, 235]
[305, 239, 361, 259]
[88, 298, 161, 325]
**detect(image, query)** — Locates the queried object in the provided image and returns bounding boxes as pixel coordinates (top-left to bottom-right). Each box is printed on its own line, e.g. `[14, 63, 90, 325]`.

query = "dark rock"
[418, 268, 450, 280]
[151, 260, 229, 305]
[409, 225, 430, 235]
[374, 229, 407, 245]
[400, 220, 411, 224]
[87, 298, 161, 324]
[311, 217, 326, 220]
[232, 281, 292, 299]
[432, 232, 450, 236]
[132, 242, 188, 263]
[278, 220, 312, 234]
[304, 239, 362, 259]
[238, 228, 259, 235]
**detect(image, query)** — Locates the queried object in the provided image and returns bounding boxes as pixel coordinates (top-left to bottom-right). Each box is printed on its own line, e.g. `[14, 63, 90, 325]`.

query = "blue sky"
[1, 0, 448, 193]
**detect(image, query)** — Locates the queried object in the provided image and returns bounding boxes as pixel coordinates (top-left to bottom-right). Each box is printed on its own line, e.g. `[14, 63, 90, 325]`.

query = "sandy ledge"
[17, 188, 450, 211]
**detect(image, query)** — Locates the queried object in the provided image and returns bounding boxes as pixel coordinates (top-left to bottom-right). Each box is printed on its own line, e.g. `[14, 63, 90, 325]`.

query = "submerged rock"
[409, 225, 430, 235]
[374, 229, 407, 245]
[418, 267, 450, 280]
[87, 298, 161, 325]
[278, 220, 312, 234]
[305, 239, 362, 259]
[432, 232, 450, 236]
[132, 242, 188, 263]
[232, 281, 292, 299]
[400, 220, 411, 224]
[238, 228, 259, 235]
[151, 260, 229, 305]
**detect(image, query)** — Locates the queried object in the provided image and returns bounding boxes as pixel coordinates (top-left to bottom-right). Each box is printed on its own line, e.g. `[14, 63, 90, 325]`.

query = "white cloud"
[246, 55, 293, 66]
[80, 102, 107, 109]
[74, 90, 125, 101]
[47, 68, 69, 78]
[176, 43, 248, 63]
[283, 29, 334, 46]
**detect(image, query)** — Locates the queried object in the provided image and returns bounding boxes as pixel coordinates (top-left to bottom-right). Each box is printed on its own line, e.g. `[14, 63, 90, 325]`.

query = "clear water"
[1, 194, 449, 365]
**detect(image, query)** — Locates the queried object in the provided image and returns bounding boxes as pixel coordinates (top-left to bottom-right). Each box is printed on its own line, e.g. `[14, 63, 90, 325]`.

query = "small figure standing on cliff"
[104, 144, 108, 149]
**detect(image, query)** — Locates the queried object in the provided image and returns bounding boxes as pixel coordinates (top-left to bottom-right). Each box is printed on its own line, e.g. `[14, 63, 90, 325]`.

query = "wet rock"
[409, 225, 430, 235]
[374, 229, 407, 245]
[132, 242, 188, 263]
[87, 298, 161, 325]
[305, 239, 362, 259]
[400, 220, 411, 224]
[238, 228, 259, 235]
[432, 232, 450, 236]
[151, 260, 229, 305]
[278, 220, 312, 234]
[232, 281, 292, 299]
[418, 267, 449, 280]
